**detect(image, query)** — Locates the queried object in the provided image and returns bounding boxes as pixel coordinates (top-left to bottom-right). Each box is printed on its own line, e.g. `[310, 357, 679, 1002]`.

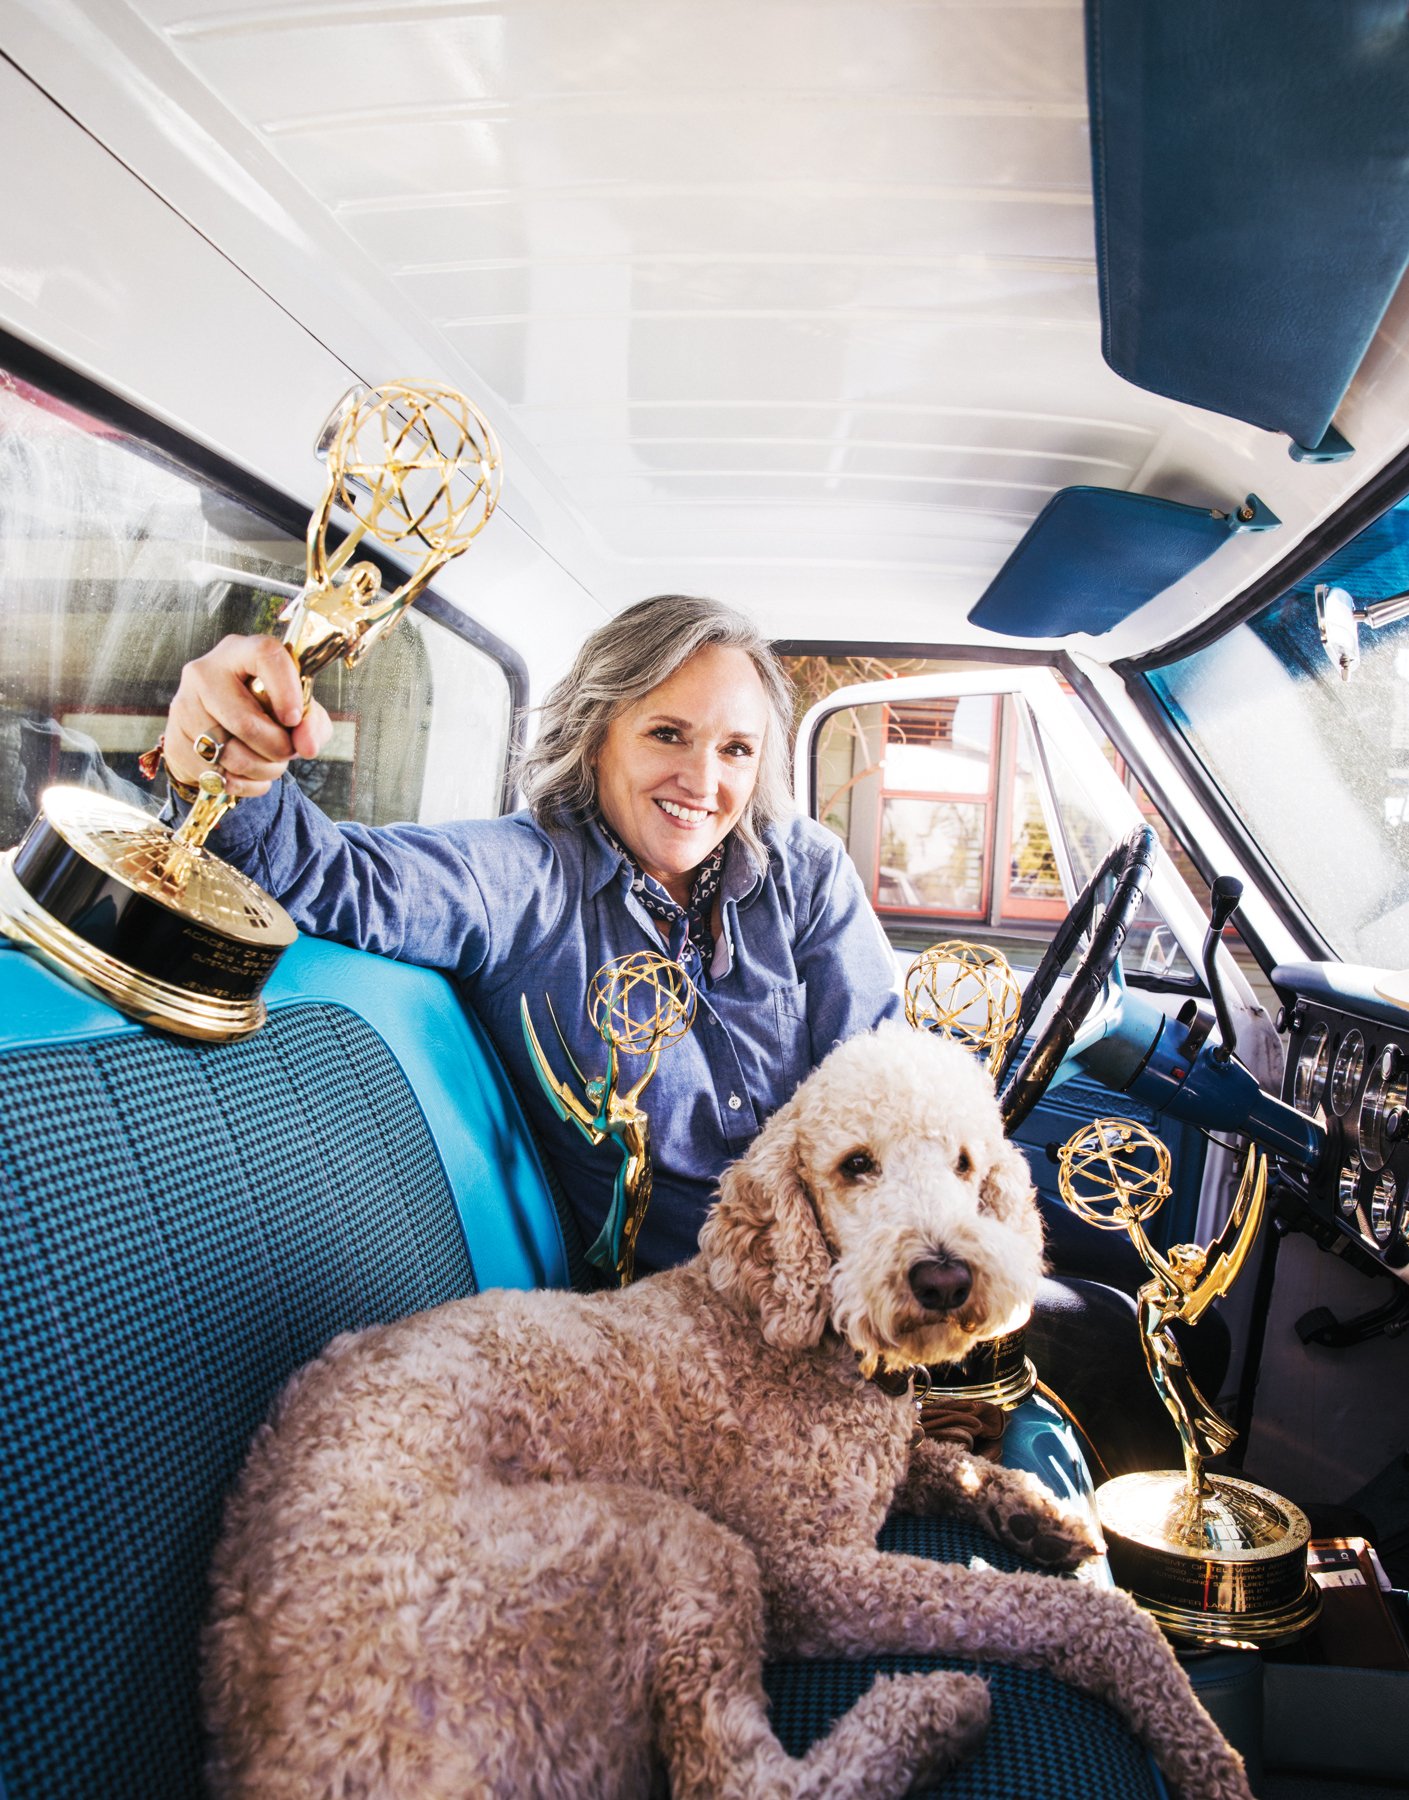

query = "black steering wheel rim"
[997, 823, 1159, 1134]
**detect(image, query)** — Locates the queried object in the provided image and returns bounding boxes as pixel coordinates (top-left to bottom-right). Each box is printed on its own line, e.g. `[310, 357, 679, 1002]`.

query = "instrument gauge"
[1337, 1164, 1360, 1222]
[1329, 1029, 1366, 1117]
[1292, 1023, 1330, 1115]
[1369, 1173, 1400, 1244]
[1358, 1045, 1406, 1173]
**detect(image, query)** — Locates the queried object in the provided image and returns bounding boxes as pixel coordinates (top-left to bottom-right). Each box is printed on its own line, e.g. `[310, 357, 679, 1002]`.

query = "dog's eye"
[838, 1149, 877, 1181]
[955, 1148, 973, 1176]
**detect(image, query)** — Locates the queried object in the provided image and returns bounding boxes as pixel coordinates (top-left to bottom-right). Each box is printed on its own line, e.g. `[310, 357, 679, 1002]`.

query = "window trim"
[1121, 439, 1409, 673]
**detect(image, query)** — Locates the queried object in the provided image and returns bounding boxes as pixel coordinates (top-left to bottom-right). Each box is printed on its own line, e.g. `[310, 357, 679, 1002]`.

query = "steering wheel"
[995, 823, 1159, 1133]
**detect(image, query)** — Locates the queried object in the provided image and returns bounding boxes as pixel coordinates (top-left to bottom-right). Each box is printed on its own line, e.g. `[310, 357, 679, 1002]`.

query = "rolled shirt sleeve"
[184, 775, 575, 981]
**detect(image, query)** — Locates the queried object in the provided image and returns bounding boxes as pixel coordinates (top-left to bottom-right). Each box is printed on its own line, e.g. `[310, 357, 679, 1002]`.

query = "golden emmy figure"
[171, 380, 501, 854]
[905, 940, 1035, 1407]
[0, 380, 500, 1041]
[521, 951, 697, 1285]
[1058, 1118, 1320, 1646]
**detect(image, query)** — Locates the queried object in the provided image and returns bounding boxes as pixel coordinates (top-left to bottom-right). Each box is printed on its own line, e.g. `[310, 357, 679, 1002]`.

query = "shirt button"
[727, 1093, 742, 1111]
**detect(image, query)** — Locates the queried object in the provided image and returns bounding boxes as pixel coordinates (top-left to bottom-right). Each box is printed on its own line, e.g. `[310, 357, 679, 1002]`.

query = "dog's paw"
[979, 1471, 1101, 1570]
[899, 1671, 990, 1793]
[799, 1670, 989, 1799]
[999, 1505, 1099, 1570]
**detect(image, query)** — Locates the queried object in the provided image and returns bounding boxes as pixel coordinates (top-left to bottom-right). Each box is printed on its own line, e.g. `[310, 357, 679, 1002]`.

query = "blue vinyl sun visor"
[1087, 0, 1409, 456]
[967, 487, 1279, 640]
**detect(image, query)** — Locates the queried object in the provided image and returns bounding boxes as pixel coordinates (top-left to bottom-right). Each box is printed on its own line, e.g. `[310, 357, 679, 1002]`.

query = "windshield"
[1146, 494, 1409, 968]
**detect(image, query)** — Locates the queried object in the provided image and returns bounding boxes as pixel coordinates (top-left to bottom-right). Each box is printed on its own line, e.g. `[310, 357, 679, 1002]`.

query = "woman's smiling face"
[594, 644, 770, 904]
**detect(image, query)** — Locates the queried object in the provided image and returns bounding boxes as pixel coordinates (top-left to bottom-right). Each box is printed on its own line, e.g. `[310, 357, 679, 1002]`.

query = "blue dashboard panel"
[1276, 969, 1409, 1281]
[1087, 0, 1409, 450]
[1273, 962, 1409, 1036]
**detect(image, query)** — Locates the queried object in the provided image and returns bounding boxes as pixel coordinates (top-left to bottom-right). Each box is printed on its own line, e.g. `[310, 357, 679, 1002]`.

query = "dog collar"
[864, 1361, 917, 1397]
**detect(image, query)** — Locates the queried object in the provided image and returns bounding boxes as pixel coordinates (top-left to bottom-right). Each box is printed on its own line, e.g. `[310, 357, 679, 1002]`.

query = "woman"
[161, 594, 1219, 1472]
[158, 594, 899, 1274]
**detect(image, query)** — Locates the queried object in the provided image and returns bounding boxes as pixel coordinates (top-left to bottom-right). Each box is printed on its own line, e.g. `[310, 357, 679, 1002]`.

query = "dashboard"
[1277, 963, 1409, 1278]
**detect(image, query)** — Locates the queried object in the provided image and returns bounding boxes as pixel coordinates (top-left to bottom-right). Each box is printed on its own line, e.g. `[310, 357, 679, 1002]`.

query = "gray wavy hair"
[514, 594, 796, 867]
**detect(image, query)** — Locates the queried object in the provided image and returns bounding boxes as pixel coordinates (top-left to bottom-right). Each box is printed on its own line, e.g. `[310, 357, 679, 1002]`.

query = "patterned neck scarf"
[596, 814, 727, 981]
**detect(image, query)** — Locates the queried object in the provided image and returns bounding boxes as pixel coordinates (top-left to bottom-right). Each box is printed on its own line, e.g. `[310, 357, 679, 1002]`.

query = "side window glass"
[815, 694, 996, 920]
[0, 363, 512, 846]
[1005, 713, 1067, 919]
[877, 696, 997, 917]
[805, 680, 1198, 985]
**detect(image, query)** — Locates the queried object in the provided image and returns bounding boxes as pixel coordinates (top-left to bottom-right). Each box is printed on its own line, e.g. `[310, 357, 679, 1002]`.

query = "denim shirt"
[201, 780, 901, 1272]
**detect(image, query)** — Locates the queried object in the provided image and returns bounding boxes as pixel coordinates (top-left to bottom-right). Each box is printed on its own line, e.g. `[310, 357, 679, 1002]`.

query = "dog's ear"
[981, 1138, 1043, 1237]
[699, 1112, 833, 1349]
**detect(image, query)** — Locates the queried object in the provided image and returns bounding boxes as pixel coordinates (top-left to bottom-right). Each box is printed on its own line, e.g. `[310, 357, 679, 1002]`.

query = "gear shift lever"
[1203, 875, 1243, 1065]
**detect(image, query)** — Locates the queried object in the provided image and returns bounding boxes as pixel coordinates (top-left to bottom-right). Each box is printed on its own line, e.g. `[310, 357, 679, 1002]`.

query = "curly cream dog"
[204, 1025, 1250, 1800]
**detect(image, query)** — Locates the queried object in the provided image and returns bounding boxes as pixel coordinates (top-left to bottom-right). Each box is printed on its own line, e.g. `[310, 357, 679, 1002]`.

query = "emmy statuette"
[905, 940, 1037, 1406]
[1057, 1117, 1321, 1647]
[0, 381, 501, 1041]
[521, 951, 697, 1285]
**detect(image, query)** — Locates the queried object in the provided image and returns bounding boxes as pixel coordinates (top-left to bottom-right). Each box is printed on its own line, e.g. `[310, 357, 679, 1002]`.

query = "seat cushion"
[0, 941, 1167, 1799]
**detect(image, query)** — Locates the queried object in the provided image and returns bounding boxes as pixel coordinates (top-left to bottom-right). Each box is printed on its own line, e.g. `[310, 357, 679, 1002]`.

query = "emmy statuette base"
[1097, 1468, 1322, 1649]
[925, 1324, 1038, 1408]
[0, 787, 296, 1043]
[0, 852, 272, 1042]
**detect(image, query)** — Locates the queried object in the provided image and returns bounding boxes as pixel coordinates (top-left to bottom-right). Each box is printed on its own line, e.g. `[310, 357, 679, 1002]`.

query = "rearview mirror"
[1316, 584, 1360, 681]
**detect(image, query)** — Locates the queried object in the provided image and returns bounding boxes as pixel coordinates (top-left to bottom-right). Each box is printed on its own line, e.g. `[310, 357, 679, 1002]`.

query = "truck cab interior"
[2, 2, 1408, 1795]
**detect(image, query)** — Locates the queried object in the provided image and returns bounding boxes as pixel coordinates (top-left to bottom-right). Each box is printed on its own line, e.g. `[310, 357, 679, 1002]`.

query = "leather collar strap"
[866, 1362, 915, 1397]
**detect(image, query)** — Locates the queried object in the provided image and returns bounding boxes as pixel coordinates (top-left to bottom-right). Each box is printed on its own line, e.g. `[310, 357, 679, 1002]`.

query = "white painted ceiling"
[7, 0, 1409, 659]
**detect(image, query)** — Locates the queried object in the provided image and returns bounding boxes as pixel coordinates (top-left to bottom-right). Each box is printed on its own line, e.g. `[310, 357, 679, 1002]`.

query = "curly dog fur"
[204, 1024, 1250, 1799]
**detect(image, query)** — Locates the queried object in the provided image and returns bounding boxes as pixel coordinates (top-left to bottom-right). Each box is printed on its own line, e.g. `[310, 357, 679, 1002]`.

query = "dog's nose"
[908, 1257, 972, 1314]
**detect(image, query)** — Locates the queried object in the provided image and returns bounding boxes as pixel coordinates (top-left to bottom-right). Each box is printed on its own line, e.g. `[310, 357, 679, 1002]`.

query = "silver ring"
[192, 730, 226, 766]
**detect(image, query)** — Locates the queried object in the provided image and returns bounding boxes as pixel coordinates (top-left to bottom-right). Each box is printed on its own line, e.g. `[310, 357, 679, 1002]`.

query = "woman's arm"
[193, 779, 506, 974]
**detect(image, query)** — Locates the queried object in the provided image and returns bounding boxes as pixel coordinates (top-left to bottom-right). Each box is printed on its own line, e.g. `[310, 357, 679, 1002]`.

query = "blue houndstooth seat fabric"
[770, 1511, 1164, 1798]
[0, 936, 1162, 1799]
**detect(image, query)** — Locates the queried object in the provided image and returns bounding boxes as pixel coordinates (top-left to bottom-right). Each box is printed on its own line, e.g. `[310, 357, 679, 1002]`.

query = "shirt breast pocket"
[771, 982, 811, 1069]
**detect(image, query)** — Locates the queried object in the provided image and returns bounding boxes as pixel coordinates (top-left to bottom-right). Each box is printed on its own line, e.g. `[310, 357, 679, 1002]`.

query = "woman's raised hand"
[162, 634, 333, 796]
